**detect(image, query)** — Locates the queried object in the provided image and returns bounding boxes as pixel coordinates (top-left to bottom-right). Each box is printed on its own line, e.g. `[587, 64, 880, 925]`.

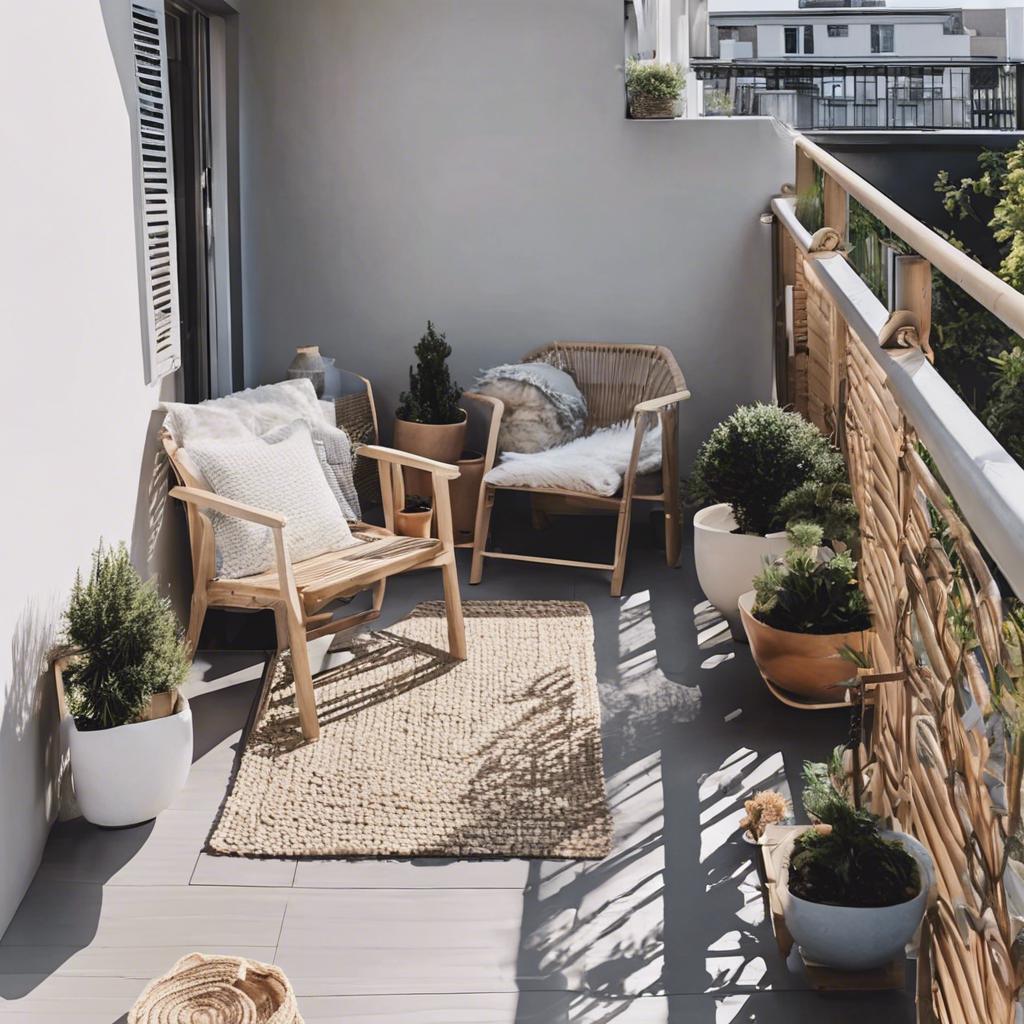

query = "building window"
[828, 25, 849, 38]
[943, 14, 963, 35]
[785, 25, 814, 54]
[871, 24, 894, 53]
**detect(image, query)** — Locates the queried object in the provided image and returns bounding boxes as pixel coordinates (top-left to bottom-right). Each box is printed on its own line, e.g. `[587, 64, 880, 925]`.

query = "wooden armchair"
[470, 342, 690, 597]
[163, 422, 466, 743]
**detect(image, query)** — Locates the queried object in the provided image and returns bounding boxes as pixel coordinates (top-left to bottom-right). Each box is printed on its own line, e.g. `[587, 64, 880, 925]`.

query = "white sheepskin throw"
[474, 363, 586, 453]
[485, 421, 662, 496]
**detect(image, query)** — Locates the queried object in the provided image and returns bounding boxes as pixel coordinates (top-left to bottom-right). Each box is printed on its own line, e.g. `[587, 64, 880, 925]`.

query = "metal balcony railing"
[696, 62, 1022, 130]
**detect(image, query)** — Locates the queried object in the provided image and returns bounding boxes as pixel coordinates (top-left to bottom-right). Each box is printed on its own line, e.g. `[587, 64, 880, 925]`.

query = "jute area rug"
[208, 601, 613, 859]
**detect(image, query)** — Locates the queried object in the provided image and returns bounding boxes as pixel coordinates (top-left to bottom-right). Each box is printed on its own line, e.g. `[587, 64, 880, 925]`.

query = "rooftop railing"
[771, 132, 1024, 1023]
[696, 62, 1022, 130]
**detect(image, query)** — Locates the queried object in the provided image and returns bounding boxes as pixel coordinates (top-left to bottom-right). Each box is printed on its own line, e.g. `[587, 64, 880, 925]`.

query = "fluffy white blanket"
[484, 420, 661, 496]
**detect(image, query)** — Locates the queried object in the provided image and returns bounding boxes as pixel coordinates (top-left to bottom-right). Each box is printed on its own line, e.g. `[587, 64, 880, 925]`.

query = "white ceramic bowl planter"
[693, 503, 789, 641]
[777, 830, 933, 970]
[56, 658, 193, 828]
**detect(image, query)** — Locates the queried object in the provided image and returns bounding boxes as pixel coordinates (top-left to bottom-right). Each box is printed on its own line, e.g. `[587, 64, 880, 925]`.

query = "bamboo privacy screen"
[776, 141, 1023, 1024]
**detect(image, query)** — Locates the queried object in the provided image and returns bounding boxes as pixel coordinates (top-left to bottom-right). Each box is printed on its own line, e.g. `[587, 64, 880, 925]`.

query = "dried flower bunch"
[740, 790, 789, 840]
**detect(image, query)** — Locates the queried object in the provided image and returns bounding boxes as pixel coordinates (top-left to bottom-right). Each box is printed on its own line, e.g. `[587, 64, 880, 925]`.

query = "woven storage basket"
[628, 92, 676, 119]
[128, 953, 302, 1024]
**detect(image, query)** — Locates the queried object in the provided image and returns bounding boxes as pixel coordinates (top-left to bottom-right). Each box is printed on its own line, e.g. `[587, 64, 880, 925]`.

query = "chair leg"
[185, 590, 208, 657]
[280, 602, 320, 742]
[372, 578, 386, 613]
[610, 498, 634, 598]
[441, 555, 467, 660]
[470, 486, 495, 585]
[662, 406, 682, 568]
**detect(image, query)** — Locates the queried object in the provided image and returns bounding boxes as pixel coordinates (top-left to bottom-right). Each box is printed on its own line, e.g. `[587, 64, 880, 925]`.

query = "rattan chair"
[469, 342, 690, 597]
[163, 378, 466, 743]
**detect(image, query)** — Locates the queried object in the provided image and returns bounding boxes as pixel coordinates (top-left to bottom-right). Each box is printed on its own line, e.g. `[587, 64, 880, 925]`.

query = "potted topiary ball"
[691, 404, 846, 639]
[739, 522, 872, 703]
[395, 495, 433, 538]
[778, 762, 932, 971]
[55, 542, 192, 827]
[625, 58, 684, 119]
[393, 321, 466, 495]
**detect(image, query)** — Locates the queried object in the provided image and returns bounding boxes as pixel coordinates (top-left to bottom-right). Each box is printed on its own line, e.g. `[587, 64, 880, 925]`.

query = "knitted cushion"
[188, 421, 355, 579]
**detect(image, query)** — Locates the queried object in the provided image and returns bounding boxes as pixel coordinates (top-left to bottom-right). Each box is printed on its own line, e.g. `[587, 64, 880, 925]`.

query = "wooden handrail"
[794, 134, 1024, 340]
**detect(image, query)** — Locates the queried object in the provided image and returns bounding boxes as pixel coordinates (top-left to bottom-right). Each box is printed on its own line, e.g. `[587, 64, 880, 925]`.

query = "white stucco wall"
[0, 3, 187, 936]
[237, 0, 793, 459]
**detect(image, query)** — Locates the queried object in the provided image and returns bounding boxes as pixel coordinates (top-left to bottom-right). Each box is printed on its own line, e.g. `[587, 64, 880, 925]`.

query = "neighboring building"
[695, 3, 1024, 128]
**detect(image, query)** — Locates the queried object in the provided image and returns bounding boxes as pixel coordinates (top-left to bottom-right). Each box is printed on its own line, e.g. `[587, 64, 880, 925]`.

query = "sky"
[708, 0, 1024, 10]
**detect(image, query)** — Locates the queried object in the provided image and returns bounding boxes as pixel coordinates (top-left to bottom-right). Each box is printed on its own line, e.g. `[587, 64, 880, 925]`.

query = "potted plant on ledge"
[778, 763, 932, 971]
[739, 522, 872, 703]
[55, 542, 192, 827]
[691, 403, 847, 639]
[393, 321, 466, 495]
[626, 58, 684, 120]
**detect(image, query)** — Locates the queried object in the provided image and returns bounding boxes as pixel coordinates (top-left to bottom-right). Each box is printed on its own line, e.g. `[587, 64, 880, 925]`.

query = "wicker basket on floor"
[128, 953, 302, 1024]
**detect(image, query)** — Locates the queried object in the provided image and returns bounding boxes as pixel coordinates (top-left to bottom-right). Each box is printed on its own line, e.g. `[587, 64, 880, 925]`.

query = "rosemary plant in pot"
[393, 321, 466, 495]
[739, 522, 872, 702]
[691, 404, 848, 639]
[56, 543, 192, 827]
[625, 58, 684, 119]
[778, 762, 932, 970]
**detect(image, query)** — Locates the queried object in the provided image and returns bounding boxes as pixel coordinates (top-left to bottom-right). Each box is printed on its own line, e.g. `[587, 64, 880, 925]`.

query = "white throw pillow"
[187, 422, 356, 579]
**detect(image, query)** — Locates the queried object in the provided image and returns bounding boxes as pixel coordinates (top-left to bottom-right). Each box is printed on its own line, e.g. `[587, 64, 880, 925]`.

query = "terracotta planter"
[393, 411, 467, 496]
[451, 449, 485, 544]
[395, 508, 433, 538]
[738, 591, 867, 703]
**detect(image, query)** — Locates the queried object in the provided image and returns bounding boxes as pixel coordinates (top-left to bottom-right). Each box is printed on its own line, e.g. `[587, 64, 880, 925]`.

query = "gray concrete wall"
[237, 0, 793, 460]
[0, 2, 188, 936]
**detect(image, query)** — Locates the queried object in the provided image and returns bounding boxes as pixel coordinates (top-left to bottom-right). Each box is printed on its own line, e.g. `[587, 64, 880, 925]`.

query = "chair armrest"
[633, 389, 692, 415]
[169, 486, 287, 529]
[356, 444, 460, 480]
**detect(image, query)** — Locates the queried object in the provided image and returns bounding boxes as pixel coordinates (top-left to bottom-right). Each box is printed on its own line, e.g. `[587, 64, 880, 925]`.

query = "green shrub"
[753, 523, 871, 635]
[791, 761, 920, 908]
[62, 542, 189, 731]
[778, 479, 860, 552]
[625, 58, 684, 100]
[396, 321, 463, 426]
[691, 404, 845, 535]
[985, 346, 1024, 466]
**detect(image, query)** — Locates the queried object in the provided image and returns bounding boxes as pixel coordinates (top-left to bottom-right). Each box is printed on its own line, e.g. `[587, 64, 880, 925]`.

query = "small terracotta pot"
[738, 591, 867, 702]
[451, 449, 485, 544]
[393, 411, 467, 496]
[395, 508, 433, 538]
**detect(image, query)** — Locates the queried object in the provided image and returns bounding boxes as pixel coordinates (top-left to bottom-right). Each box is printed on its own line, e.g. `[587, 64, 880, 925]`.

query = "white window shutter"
[131, 0, 181, 382]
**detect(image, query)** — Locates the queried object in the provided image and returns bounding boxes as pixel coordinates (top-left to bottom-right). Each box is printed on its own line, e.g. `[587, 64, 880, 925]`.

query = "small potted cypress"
[55, 542, 192, 827]
[393, 321, 466, 494]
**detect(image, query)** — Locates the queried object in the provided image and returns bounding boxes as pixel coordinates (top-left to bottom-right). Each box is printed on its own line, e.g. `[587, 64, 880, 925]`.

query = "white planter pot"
[693, 504, 789, 640]
[64, 694, 193, 827]
[778, 829, 933, 970]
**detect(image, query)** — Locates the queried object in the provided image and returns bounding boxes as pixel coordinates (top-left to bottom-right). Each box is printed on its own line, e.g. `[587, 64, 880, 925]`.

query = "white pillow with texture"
[188, 421, 356, 579]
